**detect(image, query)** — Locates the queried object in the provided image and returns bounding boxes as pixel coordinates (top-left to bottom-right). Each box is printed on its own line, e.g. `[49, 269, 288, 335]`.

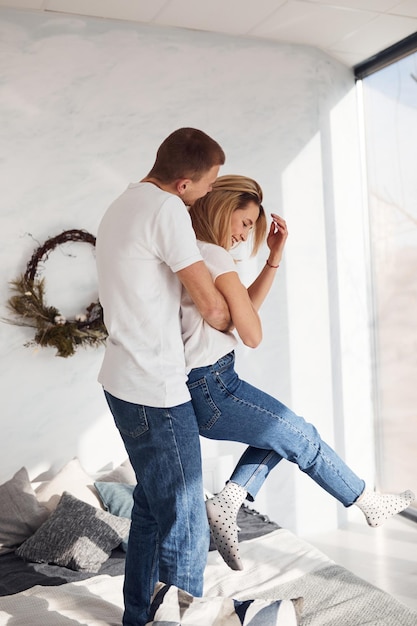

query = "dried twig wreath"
[5, 229, 107, 358]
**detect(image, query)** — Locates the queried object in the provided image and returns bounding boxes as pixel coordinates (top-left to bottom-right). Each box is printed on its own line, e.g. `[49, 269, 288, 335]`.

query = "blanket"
[1, 529, 416, 626]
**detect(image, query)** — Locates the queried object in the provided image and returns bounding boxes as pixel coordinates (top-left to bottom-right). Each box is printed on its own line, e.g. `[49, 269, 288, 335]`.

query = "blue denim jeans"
[104, 391, 209, 626]
[187, 352, 365, 507]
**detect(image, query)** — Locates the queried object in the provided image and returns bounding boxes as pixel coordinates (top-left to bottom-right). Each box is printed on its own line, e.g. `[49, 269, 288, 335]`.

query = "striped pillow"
[147, 582, 303, 625]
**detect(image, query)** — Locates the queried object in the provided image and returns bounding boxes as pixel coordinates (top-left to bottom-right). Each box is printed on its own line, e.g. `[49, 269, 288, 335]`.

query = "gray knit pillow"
[16, 491, 130, 572]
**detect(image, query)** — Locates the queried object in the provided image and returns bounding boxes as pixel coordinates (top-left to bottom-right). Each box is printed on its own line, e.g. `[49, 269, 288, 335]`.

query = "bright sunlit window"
[359, 49, 417, 519]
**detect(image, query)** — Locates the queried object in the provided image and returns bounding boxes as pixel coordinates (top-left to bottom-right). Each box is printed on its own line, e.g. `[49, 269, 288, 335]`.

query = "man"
[96, 128, 230, 626]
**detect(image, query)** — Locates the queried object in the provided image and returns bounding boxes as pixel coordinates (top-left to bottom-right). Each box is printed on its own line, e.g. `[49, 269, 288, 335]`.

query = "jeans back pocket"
[104, 390, 149, 439]
[187, 377, 221, 432]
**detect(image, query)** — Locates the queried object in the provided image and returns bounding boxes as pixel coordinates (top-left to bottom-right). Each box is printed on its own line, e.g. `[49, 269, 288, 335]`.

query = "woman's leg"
[229, 446, 282, 501]
[188, 352, 366, 505]
[203, 446, 282, 569]
[188, 353, 414, 568]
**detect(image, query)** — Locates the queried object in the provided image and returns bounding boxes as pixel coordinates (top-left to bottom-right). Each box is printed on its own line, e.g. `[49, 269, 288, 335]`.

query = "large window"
[359, 48, 417, 517]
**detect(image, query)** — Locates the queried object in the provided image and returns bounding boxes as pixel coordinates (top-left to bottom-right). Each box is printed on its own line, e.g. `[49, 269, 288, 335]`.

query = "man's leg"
[123, 481, 159, 626]
[104, 391, 209, 626]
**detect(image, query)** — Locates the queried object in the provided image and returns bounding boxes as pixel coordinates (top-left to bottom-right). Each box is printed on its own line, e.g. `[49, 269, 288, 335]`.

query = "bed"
[0, 459, 416, 626]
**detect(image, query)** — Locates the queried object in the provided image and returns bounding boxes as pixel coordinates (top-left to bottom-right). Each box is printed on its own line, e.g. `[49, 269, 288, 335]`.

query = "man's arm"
[177, 261, 231, 331]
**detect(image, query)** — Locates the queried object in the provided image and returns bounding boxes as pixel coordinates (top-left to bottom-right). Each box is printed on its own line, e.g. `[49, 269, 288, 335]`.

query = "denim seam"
[164, 409, 191, 589]
[243, 450, 277, 496]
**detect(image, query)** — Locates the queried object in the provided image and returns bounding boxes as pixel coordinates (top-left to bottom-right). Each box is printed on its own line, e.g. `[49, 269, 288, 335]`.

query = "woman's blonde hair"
[189, 175, 266, 254]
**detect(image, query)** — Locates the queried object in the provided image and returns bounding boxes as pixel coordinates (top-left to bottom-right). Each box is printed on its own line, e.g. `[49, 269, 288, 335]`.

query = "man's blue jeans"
[104, 391, 209, 626]
[187, 351, 365, 507]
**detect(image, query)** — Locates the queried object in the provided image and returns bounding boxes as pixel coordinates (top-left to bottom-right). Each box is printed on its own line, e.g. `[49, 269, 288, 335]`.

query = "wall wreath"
[6, 229, 107, 358]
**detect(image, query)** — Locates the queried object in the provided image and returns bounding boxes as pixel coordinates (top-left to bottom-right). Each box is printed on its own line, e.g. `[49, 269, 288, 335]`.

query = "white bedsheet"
[204, 528, 331, 598]
[0, 529, 376, 626]
[13, 529, 417, 626]
[0, 574, 124, 626]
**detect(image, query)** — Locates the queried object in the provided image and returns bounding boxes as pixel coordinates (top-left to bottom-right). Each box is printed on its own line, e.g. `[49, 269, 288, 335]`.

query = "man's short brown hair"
[146, 128, 225, 184]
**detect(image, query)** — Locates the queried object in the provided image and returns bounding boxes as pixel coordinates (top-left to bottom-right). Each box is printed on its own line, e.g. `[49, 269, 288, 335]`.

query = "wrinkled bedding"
[1, 529, 416, 626]
[0, 504, 278, 597]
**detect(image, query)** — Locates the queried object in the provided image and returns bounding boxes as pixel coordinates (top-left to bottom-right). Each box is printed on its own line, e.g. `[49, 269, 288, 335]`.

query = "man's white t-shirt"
[181, 241, 238, 373]
[96, 182, 203, 408]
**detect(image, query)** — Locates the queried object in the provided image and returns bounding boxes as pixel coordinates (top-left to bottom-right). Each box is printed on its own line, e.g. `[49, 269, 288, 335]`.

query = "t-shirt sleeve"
[200, 244, 237, 281]
[154, 196, 203, 272]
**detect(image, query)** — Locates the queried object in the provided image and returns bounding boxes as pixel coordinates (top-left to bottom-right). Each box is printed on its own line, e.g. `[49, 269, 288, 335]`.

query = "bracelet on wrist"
[266, 259, 279, 269]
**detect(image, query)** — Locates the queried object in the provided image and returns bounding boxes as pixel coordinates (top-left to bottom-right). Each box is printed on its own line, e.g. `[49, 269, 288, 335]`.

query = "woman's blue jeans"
[104, 391, 209, 626]
[187, 352, 365, 507]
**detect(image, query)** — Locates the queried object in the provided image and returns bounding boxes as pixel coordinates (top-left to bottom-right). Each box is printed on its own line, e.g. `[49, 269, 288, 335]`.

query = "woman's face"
[230, 201, 260, 249]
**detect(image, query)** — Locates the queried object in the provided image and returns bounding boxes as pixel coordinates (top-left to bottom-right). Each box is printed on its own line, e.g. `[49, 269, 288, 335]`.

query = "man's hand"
[177, 261, 231, 331]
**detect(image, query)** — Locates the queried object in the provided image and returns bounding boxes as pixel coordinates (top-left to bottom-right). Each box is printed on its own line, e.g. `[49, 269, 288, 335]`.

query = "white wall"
[0, 7, 374, 534]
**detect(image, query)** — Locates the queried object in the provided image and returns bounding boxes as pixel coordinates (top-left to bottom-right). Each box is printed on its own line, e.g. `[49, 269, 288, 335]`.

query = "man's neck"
[141, 177, 179, 196]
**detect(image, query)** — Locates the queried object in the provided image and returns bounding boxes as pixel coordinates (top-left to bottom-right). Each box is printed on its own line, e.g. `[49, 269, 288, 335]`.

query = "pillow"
[0, 468, 49, 555]
[94, 481, 134, 551]
[147, 582, 303, 626]
[98, 458, 136, 484]
[35, 458, 102, 512]
[95, 481, 134, 517]
[16, 491, 131, 572]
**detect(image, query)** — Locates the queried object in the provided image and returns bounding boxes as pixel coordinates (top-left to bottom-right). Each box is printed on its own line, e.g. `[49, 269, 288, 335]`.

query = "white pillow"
[98, 458, 136, 484]
[35, 458, 102, 512]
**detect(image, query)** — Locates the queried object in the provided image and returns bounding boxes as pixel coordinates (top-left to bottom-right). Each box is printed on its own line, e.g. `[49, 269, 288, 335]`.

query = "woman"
[182, 175, 414, 571]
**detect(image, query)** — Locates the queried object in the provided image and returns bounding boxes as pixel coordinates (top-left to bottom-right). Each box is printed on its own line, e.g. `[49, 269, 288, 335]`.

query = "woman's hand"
[266, 213, 288, 267]
[246, 214, 288, 312]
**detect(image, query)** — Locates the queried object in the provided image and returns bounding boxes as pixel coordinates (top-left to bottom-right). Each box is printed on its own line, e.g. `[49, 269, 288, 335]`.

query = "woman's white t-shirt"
[181, 241, 238, 373]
